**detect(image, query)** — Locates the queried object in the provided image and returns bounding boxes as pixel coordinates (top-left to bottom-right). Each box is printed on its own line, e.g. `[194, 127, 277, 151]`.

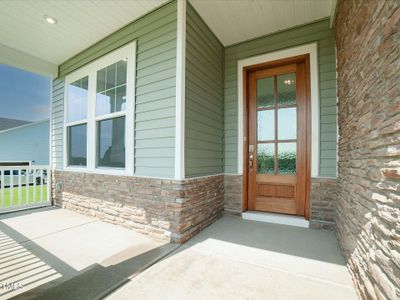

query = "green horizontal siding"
[224, 19, 337, 177]
[185, 3, 224, 177]
[53, 1, 177, 178]
[51, 78, 64, 170]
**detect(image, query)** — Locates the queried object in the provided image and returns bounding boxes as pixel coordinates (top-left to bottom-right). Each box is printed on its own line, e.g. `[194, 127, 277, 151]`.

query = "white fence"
[0, 165, 51, 213]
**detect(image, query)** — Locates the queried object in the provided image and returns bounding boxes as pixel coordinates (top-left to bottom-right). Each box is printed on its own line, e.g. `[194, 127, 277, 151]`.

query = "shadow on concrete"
[0, 209, 178, 300]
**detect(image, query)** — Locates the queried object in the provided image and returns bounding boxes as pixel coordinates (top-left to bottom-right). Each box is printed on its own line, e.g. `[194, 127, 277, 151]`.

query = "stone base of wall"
[52, 171, 224, 243]
[310, 178, 338, 230]
[224, 175, 242, 213]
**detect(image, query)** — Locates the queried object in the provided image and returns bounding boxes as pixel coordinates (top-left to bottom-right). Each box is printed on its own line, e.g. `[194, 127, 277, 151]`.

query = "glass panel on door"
[256, 73, 298, 176]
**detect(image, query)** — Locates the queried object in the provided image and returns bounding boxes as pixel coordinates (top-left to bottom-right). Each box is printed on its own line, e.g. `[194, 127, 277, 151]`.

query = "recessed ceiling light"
[44, 15, 57, 25]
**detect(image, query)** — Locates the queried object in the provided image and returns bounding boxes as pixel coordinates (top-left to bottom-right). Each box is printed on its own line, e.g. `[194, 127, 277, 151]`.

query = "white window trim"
[63, 41, 136, 176]
[237, 42, 320, 177]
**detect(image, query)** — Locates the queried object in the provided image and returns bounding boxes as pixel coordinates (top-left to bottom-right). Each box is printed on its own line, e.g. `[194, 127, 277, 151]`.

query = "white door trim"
[237, 42, 320, 177]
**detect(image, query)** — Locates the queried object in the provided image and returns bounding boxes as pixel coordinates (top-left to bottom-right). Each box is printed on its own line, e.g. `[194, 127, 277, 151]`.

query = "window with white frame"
[64, 41, 135, 175]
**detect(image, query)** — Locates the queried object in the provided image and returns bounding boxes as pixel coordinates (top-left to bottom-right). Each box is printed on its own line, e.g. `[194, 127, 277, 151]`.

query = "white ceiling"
[0, 0, 168, 76]
[190, 0, 335, 46]
[0, 0, 335, 77]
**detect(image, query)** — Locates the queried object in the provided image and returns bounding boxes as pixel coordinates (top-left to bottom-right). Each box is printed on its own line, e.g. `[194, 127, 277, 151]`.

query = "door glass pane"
[96, 59, 127, 116]
[257, 144, 275, 174]
[67, 77, 88, 122]
[257, 110, 274, 141]
[278, 107, 297, 140]
[68, 124, 87, 166]
[97, 116, 125, 168]
[256, 77, 274, 108]
[277, 73, 296, 106]
[278, 142, 296, 175]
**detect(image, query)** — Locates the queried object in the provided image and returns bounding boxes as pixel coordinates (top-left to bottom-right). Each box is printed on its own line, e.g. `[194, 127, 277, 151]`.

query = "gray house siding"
[224, 19, 337, 177]
[0, 120, 49, 165]
[52, 1, 177, 178]
[185, 3, 224, 177]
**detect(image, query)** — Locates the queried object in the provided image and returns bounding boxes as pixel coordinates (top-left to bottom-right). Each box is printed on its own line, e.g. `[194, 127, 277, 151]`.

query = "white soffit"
[0, 0, 168, 76]
[190, 0, 334, 46]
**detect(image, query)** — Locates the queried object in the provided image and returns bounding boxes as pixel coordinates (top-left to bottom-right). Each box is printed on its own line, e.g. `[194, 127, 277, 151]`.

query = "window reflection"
[96, 60, 127, 116]
[67, 77, 88, 122]
[97, 117, 125, 168]
[68, 124, 87, 166]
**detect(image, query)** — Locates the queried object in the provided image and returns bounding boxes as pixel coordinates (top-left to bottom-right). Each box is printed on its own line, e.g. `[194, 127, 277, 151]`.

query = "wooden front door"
[247, 58, 310, 216]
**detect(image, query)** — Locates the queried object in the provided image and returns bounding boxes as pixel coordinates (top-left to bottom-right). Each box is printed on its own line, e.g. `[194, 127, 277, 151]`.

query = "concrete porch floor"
[108, 215, 358, 300]
[0, 208, 357, 299]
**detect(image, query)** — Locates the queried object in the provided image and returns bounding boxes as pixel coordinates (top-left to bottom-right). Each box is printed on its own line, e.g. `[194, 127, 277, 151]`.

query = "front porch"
[0, 207, 356, 299]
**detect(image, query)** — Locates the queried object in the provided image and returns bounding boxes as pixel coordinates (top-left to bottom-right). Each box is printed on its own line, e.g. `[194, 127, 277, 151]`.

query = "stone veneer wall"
[224, 175, 242, 213]
[52, 171, 224, 243]
[310, 178, 338, 230]
[335, 0, 400, 299]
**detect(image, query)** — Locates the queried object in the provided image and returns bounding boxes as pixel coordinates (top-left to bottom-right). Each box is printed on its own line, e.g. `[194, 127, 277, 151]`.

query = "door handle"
[249, 155, 254, 169]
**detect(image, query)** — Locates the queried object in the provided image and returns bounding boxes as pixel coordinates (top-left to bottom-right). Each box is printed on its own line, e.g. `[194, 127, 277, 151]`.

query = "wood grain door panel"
[247, 57, 310, 217]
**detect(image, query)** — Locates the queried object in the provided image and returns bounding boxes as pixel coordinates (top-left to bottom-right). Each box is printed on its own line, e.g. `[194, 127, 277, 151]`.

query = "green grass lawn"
[1, 185, 48, 208]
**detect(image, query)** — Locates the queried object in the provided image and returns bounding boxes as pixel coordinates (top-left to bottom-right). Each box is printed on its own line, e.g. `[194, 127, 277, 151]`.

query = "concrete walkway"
[107, 215, 358, 300]
[0, 207, 177, 299]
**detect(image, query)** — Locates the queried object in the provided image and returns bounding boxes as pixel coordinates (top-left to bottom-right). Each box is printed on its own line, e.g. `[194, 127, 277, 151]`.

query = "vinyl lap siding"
[185, 4, 224, 177]
[224, 19, 337, 177]
[54, 1, 177, 178]
[51, 78, 64, 170]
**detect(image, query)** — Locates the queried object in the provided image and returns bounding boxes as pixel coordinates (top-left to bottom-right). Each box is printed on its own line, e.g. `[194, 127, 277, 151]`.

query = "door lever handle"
[249, 155, 254, 168]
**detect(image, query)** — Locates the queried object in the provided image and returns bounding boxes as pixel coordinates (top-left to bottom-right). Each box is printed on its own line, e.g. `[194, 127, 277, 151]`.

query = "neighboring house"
[0, 117, 31, 131]
[0, 119, 49, 165]
[0, 0, 398, 299]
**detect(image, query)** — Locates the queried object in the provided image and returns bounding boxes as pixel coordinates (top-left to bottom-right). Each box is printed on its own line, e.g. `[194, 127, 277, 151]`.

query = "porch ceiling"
[0, 0, 336, 77]
[190, 0, 336, 46]
[0, 0, 168, 77]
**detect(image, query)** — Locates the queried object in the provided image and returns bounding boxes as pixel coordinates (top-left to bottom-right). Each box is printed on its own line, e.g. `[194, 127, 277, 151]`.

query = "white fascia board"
[0, 43, 58, 78]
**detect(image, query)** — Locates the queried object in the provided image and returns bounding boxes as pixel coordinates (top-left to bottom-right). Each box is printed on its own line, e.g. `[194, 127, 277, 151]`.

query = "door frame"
[241, 54, 312, 219]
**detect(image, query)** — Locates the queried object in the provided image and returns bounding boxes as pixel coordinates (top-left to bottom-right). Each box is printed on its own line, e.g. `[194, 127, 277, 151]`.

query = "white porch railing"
[0, 165, 51, 213]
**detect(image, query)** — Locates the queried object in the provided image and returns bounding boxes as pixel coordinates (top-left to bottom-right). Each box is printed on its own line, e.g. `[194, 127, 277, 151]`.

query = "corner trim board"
[175, 0, 186, 180]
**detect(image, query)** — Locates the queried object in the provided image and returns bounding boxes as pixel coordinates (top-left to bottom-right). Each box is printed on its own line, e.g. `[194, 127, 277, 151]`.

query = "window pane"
[96, 60, 127, 116]
[257, 144, 274, 174]
[116, 60, 127, 86]
[257, 110, 275, 141]
[97, 117, 125, 168]
[97, 68, 106, 93]
[67, 77, 88, 122]
[106, 63, 116, 90]
[116, 86, 126, 112]
[278, 107, 297, 140]
[68, 124, 87, 166]
[277, 73, 296, 106]
[257, 77, 274, 108]
[278, 143, 296, 175]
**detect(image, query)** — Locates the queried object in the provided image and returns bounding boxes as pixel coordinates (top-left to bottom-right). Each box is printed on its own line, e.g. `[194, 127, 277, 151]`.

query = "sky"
[0, 64, 50, 122]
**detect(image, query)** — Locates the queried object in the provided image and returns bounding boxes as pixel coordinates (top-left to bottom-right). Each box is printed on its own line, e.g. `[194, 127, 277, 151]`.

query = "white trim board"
[174, 0, 186, 180]
[242, 211, 309, 228]
[237, 42, 320, 177]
